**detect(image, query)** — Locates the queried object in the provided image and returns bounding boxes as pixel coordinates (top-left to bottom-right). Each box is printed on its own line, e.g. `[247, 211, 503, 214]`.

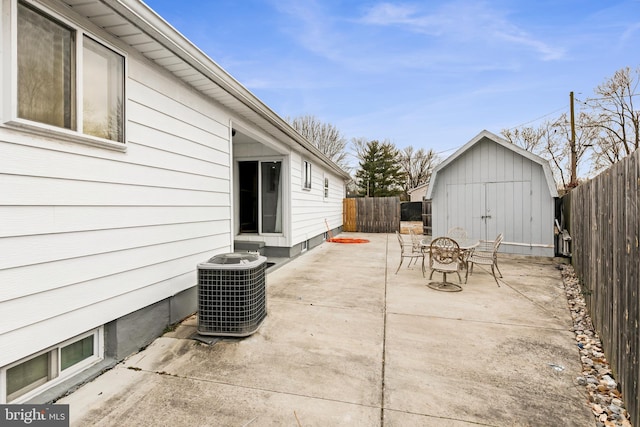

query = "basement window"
[1, 328, 103, 403]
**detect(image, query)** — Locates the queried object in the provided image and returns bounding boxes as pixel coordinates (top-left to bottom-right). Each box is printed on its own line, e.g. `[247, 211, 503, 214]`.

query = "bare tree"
[584, 66, 640, 172]
[287, 115, 350, 170]
[502, 113, 594, 190]
[501, 126, 546, 154]
[502, 66, 640, 188]
[501, 123, 569, 186]
[551, 112, 600, 185]
[398, 146, 439, 199]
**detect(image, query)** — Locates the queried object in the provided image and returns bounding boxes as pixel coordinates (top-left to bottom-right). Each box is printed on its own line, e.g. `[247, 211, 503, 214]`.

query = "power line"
[576, 93, 640, 103]
[507, 104, 569, 130]
[434, 103, 571, 155]
[435, 145, 462, 156]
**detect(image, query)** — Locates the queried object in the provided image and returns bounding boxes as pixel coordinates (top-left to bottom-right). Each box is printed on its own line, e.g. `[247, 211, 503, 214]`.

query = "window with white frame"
[1, 328, 103, 403]
[15, 1, 125, 143]
[302, 160, 312, 190]
[323, 176, 329, 198]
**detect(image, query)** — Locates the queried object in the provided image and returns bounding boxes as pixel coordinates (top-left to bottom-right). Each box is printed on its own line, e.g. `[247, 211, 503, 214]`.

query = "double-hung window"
[303, 160, 312, 190]
[14, 1, 125, 144]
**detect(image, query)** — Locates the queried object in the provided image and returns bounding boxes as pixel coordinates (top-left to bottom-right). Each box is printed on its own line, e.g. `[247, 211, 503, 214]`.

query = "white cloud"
[620, 21, 640, 43]
[358, 1, 565, 61]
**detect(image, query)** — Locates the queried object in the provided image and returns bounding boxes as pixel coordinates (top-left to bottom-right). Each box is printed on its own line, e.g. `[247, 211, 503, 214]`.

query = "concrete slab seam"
[380, 233, 389, 424]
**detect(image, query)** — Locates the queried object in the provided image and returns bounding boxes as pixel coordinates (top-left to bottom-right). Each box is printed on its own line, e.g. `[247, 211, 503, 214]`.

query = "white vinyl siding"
[290, 152, 344, 246]
[0, 49, 232, 366]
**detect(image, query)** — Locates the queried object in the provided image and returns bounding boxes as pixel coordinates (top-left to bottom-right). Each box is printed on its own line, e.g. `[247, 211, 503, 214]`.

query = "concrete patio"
[59, 232, 594, 426]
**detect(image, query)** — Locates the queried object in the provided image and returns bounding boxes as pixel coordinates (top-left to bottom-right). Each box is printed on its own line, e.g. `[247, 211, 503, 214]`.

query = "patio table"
[420, 238, 479, 254]
[453, 238, 479, 268]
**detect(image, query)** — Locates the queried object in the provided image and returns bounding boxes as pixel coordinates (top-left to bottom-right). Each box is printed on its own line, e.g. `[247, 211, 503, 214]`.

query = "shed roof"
[426, 130, 559, 199]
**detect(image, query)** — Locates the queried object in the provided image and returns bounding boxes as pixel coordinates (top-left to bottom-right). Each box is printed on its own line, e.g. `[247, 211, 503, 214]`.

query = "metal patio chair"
[428, 236, 463, 292]
[446, 226, 468, 241]
[465, 233, 504, 286]
[409, 229, 427, 254]
[395, 231, 425, 276]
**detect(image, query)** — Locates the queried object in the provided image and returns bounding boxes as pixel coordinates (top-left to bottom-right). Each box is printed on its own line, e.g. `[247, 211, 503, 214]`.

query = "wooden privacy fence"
[342, 197, 400, 233]
[422, 199, 432, 236]
[567, 149, 639, 426]
[343, 198, 357, 231]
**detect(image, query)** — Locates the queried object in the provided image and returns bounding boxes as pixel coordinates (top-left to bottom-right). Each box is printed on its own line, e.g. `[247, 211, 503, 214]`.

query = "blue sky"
[144, 0, 640, 161]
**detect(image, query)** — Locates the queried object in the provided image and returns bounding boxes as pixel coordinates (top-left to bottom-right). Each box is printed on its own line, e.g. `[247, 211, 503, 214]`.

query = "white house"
[0, 0, 349, 404]
[407, 182, 429, 201]
[426, 130, 558, 257]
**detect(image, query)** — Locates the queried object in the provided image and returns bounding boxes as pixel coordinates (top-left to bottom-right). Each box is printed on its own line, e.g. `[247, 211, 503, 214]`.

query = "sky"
[143, 0, 640, 163]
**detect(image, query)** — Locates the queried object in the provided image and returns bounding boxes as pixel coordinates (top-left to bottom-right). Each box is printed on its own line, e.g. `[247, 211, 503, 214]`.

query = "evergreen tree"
[354, 139, 405, 197]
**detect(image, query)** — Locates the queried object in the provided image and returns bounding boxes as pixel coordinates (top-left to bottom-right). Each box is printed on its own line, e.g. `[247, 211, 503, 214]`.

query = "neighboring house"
[426, 130, 558, 257]
[0, 0, 349, 404]
[407, 182, 429, 201]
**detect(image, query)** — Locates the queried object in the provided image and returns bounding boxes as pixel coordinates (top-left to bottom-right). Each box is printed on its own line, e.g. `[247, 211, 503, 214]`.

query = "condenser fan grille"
[197, 254, 267, 337]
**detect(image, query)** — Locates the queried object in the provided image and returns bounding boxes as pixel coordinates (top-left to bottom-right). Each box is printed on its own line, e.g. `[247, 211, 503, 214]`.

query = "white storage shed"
[426, 130, 558, 257]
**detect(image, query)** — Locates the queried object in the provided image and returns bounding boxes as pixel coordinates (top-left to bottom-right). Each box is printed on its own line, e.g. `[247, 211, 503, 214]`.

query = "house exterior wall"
[431, 137, 555, 256]
[0, 0, 348, 401]
[0, 0, 237, 391]
[408, 184, 428, 201]
[290, 151, 345, 248]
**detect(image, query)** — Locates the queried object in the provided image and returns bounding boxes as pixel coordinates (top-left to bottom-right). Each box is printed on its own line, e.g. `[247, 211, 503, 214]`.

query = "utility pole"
[569, 91, 577, 188]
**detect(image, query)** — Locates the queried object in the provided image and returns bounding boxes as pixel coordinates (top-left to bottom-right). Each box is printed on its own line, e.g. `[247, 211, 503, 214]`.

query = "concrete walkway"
[59, 233, 594, 426]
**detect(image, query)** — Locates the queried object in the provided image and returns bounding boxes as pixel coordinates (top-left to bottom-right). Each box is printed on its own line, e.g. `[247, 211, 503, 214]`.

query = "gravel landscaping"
[561, 265, 633, 427]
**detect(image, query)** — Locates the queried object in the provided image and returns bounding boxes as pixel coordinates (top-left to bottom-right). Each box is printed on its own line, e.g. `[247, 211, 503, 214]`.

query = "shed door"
[446, 181, 531, 243]
[484, 181, 532, 242]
